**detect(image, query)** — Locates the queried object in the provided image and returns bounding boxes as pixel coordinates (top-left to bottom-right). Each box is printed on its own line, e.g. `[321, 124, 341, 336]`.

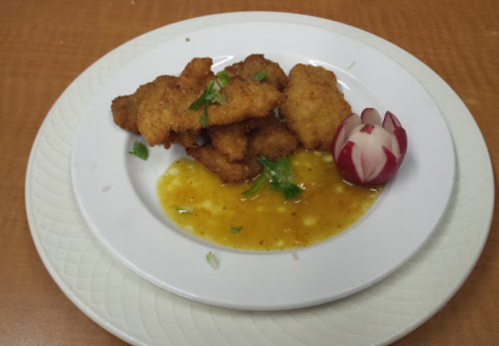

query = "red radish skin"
[332, 109, 407, 186]
[335, 141, 362, 184]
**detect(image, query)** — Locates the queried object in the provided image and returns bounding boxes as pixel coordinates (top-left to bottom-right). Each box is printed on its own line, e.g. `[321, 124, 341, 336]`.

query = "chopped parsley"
[242, 156, 302, 201]
[253, 70, 266, 82]
[186, 37, 190, 42]
[229, 226, 243, 234]
[199, 104, 209, 128]
[206, 251, 218, 269]
[128, 140, 148, 160]
[175, 207, 193, 215]
[241, 172, 267, 198]
[188, 80, 226, 128]
[217, 70, 230, 87]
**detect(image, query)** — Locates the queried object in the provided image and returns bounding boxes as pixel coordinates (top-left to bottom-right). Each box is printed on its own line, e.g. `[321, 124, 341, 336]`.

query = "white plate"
[26, 12, 493, 345]
[71, 20, 455, 311]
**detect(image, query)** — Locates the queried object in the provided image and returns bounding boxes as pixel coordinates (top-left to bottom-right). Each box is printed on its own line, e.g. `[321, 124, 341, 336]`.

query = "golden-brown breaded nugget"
[209, 122, 248, 162]
[189, 116, 297, 182]
[208, 115, 297, 163]
[178, 57, 215, 92]
[186, 145, 262, 183]
[225, 54, 289, 91]
[164, 130, 200, 149]
[111, 75, 175, 134]
[111, 58, 214, 135]
[280, 64, 351, 151]
[208, 115, 280, 162]
[207, 115, 278, 162]
[138, 77, 285, 147]
[248, 116, 298, 161]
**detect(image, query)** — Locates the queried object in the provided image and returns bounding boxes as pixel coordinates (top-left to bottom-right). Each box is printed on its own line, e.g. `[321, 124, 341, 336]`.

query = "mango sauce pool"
[157, 149, 381, 251]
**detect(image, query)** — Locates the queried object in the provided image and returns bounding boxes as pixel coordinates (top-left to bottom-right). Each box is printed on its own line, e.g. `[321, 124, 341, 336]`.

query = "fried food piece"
[208, 115, 297, 163]
[190, 116, 297, 182]
[111, 58, 214, 135]
[280, 64, 352, 151]
[138, 77, 285, 147]
[177, 58, 215, 92]
[186, 145, 262, 183]
[164, 130, 200, 149]
[207, 117, 270, 161]
[111, 75, 175, 134]
[248, 117, 298, 161]
[225, 54, 289, 91]
[209, 122, 248, 161]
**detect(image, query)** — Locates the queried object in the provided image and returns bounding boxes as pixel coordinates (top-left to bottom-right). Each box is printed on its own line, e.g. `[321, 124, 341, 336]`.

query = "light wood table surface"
[1, 0, 498, 345]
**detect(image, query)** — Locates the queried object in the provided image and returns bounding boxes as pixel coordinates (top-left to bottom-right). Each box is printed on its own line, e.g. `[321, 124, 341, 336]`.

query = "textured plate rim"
[25, 12, 494, 346]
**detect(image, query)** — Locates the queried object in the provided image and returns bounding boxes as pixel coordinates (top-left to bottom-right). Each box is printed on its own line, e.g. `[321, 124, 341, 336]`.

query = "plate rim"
[70, 20, 456, 311]
[25, 11, 494, 346]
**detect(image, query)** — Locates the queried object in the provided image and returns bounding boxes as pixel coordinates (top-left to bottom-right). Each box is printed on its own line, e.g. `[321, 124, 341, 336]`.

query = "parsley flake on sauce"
[175, 207, 193, 215]
[128, 140, 148, 160]
[242, 156, 302, 201]
[229, 226, 243, 234]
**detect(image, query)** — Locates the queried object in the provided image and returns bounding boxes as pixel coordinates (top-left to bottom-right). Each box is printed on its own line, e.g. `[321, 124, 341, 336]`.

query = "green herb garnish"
[186, 37, 190, 42]
[188, 80, 226, 128]
[175, 207, 193, 215]
[241, 172, 267, 198]
[206, 251, 218, 269]
[273, 105, 280, 117]
[229, 226, 243, 234]
[217, 70, 230, 87]
[253, 70, 266, 82]
[188, 93, 207, 112]
[199, 104, 209, 128]
[242, 156, 302, 201]
[128, 140, 148, 160]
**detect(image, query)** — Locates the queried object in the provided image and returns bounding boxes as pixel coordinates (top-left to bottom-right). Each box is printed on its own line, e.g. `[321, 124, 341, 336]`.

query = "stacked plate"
[25, 12, 493, 346]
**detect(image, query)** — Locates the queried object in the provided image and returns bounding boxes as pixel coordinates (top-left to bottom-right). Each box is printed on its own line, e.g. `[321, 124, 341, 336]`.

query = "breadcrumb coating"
[225, 54, 289, 91]
[280, 64, 351, 151]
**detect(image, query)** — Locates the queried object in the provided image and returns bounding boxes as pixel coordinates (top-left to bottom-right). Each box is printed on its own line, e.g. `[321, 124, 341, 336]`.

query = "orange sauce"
[157, 149, 381, 251]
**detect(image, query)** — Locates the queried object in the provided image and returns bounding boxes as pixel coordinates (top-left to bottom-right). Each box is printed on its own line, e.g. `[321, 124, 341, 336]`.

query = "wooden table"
[1, 0, 497, 345]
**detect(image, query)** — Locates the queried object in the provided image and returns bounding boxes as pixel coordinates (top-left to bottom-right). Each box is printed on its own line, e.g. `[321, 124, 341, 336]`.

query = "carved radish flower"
[332, 108, 407, 186]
